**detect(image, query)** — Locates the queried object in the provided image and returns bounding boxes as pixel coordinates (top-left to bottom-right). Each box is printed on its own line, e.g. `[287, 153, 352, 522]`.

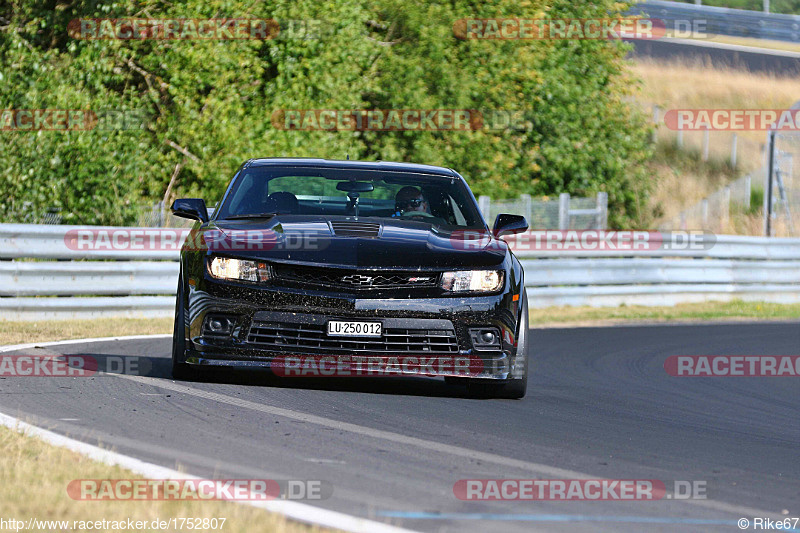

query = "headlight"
[440, 270, 504, 293]
[208, 257, 271, 282]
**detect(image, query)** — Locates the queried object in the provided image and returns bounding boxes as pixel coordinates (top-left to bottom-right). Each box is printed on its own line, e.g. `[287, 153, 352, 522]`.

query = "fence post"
[652, 105, 660, 143]
[744, 175, 751, 210]
[520, 194, 532, 224]
[677, 129, 683, 148]
[702, 128, 710, 162]
[701, 198, 709, 227]
[558, 193, 570, 230]
[730, 133, 738, 169]
[765, 130, 776, 237]
[478, 195, 490, 220]
[764, 0, 770, 12]
[721, 187, 731, 230]
[596, 192, 608, 229]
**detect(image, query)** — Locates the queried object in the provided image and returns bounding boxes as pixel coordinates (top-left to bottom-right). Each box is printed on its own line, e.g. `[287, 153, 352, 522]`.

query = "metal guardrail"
[630, 1, 800, 41]
[1, 224, 799, 318]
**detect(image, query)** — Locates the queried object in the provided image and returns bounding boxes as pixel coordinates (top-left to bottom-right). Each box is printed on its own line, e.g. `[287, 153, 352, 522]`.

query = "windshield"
[214, 166, 486, 229]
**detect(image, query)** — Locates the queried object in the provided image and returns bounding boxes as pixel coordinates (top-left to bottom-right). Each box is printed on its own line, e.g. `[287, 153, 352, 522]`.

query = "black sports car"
[171, 158, 530, 398]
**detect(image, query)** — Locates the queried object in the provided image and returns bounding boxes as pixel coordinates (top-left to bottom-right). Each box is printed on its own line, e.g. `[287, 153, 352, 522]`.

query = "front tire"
[171, 271, 197, 381]
[467, 292, 529, 399]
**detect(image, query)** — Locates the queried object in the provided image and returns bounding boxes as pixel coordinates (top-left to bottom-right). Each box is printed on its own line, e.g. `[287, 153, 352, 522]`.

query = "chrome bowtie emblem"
[341, 274, 374, 286]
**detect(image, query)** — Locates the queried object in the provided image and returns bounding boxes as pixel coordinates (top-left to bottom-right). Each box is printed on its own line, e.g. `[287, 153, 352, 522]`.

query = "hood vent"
[330, 221, 381, 238]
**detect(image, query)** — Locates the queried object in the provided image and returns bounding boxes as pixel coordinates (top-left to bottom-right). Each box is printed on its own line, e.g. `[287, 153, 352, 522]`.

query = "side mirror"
[493, 214, 528, 238]
[171, 198, 209, 223]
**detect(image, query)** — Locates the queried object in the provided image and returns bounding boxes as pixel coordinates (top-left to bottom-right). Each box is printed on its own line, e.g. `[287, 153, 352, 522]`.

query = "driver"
[394, 186, 431, 216]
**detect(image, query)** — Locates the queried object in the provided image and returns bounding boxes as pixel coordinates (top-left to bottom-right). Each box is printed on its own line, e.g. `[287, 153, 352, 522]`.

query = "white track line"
[0, 335, 789, 521]
[0, 335, 417, 533]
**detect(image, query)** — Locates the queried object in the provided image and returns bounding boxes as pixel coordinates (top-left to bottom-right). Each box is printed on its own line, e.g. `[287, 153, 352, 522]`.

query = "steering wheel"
[403, 211, 436, 219]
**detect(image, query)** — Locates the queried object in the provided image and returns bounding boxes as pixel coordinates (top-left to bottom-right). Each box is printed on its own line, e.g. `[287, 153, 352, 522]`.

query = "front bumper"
[182, 285, 521, 380]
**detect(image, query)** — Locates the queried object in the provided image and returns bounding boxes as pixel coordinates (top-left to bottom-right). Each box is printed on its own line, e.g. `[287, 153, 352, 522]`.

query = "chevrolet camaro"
[171, 158, 530, 398]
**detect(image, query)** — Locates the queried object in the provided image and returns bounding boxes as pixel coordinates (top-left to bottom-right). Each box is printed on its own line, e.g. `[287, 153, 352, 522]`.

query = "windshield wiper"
[223, 212, 278, 220]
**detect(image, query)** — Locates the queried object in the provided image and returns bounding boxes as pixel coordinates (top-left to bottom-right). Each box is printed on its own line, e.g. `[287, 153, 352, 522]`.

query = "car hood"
[203, 216, 506, 269]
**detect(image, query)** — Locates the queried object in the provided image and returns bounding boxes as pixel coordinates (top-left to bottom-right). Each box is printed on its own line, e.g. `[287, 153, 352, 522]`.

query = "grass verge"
[0, 318, 173, 346]
[0, 424, 323, 533]
[530, 300, 800, 327]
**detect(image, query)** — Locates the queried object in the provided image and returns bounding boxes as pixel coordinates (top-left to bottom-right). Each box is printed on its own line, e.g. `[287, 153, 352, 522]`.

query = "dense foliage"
[0, 0, 651, 227]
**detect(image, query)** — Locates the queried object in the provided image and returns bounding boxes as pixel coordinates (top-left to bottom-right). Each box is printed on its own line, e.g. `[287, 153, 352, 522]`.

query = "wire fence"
[771, 130, 800, 236]
[478, 192, 608, 230]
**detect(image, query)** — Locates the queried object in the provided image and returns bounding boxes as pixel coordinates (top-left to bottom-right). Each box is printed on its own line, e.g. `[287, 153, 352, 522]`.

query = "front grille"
[330, 221, 381, 238]
[247, 321, 459, 354]
[272, 264, 439, 290]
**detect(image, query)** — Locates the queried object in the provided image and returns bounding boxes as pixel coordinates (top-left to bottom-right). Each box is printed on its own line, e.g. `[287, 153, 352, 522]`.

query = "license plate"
[327, 320, 382, 337]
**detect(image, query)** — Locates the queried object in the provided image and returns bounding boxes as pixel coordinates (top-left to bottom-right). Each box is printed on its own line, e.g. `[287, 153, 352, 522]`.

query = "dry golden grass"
[0, 318, 173, 346]
[632, 58, 800, 111]
[0, 424, 327, 533]
[631, 59, 800, 229]
[530, 300, 800, 327]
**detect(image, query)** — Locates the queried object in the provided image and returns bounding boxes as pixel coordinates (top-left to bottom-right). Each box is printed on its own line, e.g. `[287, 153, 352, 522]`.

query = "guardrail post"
[520, 194, 532, 224]
[702, 128, 710, 162]
[731, 133, 738, 169]
[596, 192, 608, 229]
[558, 193, 570, 230]
[478, 195, 490, 220]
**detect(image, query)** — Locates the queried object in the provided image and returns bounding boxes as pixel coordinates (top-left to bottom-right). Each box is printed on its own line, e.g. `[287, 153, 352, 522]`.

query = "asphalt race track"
[1, 322, 798, 532]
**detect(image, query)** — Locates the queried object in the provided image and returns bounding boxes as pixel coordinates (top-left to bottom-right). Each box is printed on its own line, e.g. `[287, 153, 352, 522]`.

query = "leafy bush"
[0, 0, 651, 228]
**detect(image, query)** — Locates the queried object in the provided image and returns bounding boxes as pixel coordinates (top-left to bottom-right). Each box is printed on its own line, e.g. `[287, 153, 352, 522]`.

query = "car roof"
[245, 158, 458, 177]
